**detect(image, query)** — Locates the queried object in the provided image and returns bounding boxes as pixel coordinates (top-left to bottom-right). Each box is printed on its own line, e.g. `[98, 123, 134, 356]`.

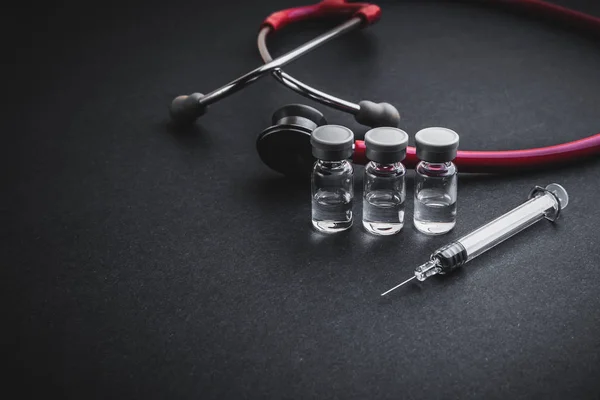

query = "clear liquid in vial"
[312, 188, 353, 233]
[414, 189, 456, 235]
[363, 190, 404, 235]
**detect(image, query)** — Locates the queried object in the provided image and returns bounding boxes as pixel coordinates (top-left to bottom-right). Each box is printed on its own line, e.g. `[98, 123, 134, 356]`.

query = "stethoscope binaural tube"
[257, 0, 600, 173]
[169, 1, 398, 127]
[257, 25, 399, 128]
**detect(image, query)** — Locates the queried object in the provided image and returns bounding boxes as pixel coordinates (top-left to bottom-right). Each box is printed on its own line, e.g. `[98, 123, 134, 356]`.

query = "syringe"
[382, 183, 569, 296]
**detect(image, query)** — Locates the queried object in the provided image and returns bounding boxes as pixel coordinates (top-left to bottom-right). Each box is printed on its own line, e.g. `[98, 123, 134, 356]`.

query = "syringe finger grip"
[433, 242, 468, 273]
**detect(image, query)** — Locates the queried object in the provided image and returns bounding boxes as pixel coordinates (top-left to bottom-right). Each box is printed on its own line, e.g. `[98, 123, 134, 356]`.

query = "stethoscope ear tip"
[169, 93, 207, 125]
[355, 101, 400, 128]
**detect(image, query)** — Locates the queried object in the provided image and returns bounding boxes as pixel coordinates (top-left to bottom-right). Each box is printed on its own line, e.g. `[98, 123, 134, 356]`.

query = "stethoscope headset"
[169, 0, 600, 177]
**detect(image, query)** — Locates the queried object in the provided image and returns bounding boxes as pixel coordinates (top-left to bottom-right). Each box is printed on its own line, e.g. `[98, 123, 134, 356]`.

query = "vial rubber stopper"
[415, 127, 460, 162]
[364, 127, 409, 163]
[310, 125, 354, 161]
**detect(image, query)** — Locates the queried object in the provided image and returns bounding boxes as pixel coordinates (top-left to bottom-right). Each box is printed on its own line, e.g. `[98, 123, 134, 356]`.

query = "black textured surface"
[5, 1, 600, 398]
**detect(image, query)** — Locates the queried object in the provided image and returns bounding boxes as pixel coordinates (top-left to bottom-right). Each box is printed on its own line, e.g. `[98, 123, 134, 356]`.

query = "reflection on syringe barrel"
[457, 192, 560, 261]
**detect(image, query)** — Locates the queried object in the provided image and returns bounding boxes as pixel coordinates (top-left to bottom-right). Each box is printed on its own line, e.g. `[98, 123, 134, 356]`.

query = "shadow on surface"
[244, 174, 310, 205]
[162, 120, 214, 150]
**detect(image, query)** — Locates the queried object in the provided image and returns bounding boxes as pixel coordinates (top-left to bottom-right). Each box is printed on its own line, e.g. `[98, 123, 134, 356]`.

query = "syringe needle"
[381, 276, 416, 296]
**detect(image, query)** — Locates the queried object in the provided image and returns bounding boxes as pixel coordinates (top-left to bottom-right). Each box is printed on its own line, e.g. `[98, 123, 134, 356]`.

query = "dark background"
[5, 0, 600, 398]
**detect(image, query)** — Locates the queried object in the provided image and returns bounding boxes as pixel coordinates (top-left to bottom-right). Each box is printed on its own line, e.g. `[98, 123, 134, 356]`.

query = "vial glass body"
[363, 161, 406, 235]
[311, 160, 354, 233]
[414, 161, 457, 235]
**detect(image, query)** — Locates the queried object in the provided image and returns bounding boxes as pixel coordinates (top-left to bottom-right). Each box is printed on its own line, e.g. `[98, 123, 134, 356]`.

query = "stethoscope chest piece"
[257, 104, 327, 176]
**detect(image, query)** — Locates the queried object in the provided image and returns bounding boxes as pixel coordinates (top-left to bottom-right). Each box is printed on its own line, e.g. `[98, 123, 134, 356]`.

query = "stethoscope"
[170, 0, 600, 176]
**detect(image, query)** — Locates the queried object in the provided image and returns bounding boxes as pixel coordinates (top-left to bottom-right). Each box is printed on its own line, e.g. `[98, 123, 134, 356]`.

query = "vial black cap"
[364, 127, 409, 163]
[415, 127, 460, 162]
[310, 125, 354, 161]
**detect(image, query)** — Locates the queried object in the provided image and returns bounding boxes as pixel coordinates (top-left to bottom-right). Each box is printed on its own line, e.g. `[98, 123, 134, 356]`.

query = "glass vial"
[413, 127, 460, 235]
[362, 127, 408, 235]
[310, 125, 355, 233]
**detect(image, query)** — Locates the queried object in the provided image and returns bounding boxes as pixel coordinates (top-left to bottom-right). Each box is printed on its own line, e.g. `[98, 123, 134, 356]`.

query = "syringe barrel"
[456, 189, 562, 262]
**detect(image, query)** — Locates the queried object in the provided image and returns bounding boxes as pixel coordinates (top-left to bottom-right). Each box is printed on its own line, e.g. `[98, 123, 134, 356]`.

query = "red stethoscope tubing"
[263, 0, 600, 172]
[354, 133, 600, 172]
